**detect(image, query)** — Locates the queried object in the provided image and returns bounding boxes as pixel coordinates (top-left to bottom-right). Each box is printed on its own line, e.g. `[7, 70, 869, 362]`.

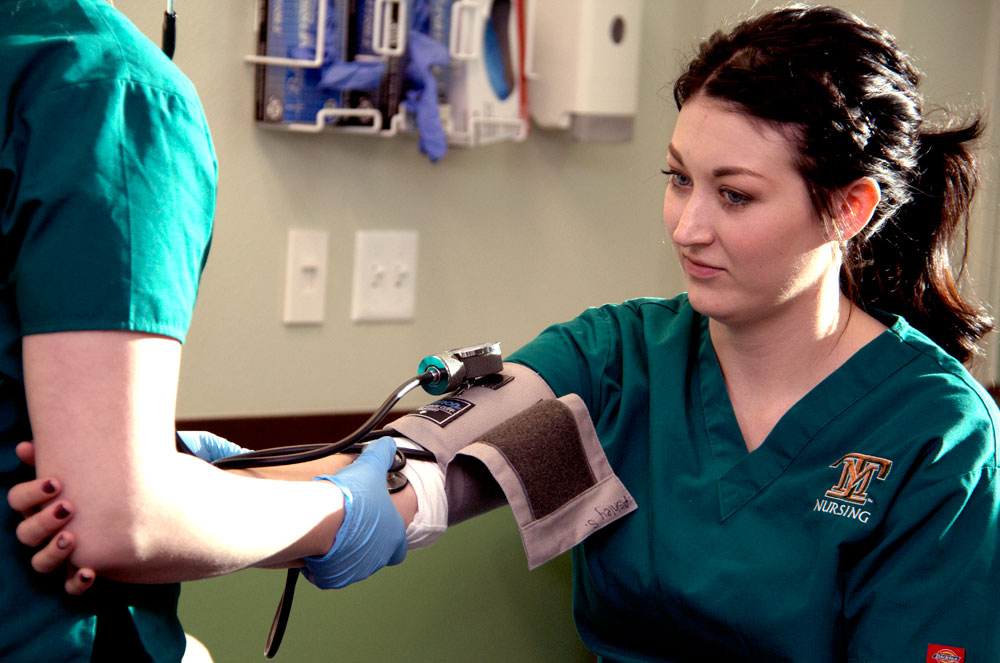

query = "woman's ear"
[835, 177, 881, 240]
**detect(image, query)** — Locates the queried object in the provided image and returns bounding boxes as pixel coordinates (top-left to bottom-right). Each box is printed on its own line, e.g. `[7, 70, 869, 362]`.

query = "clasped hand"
[6, 441, 94, 594]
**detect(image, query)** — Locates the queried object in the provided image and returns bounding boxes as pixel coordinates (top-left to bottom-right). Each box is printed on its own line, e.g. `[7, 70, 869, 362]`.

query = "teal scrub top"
[0, 0, 215, 660]
[509, 295, 1000, 663]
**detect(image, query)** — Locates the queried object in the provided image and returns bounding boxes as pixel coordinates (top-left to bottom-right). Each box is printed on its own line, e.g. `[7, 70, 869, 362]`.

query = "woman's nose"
[668, 196, 712, 247]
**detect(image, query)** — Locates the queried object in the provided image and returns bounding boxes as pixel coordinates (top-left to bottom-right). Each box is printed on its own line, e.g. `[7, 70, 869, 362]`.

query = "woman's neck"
[708, 291, 886, 451]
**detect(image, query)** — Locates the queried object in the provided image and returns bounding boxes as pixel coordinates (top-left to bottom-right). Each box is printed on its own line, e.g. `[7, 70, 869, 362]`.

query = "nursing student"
[17, 4, 1000, 662]
[1, 1, 412, 661]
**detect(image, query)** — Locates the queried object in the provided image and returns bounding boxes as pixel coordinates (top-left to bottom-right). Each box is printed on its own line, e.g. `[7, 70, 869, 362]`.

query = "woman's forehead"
[671, 95, 801, 176]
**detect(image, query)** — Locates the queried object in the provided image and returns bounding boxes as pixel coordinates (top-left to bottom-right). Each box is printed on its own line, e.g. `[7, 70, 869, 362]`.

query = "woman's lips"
[682, 255, 724, 278]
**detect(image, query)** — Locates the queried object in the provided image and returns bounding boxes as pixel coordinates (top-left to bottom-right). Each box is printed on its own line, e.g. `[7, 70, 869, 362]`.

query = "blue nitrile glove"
[176, 431, 251, 463]
[289, 0, 386, 94]
[319, 60, 385, 92]
[403, 29, 449, 162]
[302, 437, 407, 589]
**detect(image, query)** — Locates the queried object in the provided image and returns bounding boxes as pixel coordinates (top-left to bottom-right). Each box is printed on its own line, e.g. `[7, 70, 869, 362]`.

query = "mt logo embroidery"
[825, 453, 892, 505]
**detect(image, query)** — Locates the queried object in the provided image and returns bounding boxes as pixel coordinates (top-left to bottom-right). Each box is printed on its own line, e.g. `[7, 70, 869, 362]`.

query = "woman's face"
[663, 95, 840, 328]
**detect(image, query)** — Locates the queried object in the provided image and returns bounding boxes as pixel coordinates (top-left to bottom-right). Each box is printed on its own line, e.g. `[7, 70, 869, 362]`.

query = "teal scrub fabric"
[509, 295, 999, 663]
[0, 0, 215, 660]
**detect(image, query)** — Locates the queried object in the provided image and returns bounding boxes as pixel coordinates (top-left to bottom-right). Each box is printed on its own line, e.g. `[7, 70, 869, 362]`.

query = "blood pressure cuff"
[387, 362, 637, 569]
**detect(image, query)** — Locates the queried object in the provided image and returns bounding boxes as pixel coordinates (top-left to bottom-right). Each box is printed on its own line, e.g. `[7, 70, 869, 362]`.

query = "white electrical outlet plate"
[351, 230, 418, 322]
[283, 229, 328, 324]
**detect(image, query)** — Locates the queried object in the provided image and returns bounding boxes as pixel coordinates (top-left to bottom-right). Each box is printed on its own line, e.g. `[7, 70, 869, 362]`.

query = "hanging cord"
[192, 343, 501, 657]
[212, 371, 438, 471]
[208, 370, 441, 658]
[162, 0, 177, 59]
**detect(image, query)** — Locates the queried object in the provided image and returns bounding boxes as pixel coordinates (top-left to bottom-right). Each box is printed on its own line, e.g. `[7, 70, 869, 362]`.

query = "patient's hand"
[10, 437, 359, 590]
[7, 441, 96, 595]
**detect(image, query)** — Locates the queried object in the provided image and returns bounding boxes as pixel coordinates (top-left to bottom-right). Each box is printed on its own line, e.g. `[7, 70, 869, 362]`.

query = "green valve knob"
[418, 342, 502, 395]
[418, 354, 453, 396]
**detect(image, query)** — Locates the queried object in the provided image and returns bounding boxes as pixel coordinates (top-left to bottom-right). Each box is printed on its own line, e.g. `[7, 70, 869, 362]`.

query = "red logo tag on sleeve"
[927, 644, 965, 663]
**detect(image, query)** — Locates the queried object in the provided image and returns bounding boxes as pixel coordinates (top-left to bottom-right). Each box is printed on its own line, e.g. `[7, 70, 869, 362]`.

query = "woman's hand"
[302, 437, 408, 589]
[7, 441, 96, 595]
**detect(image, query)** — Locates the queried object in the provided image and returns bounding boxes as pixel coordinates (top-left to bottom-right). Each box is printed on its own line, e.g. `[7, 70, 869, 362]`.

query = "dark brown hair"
[674, 4, 992, 363]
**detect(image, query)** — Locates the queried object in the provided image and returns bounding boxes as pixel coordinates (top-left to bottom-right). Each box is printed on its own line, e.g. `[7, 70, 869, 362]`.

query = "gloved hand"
[176, 430, 251, 464]
[302, 437, 407, 589]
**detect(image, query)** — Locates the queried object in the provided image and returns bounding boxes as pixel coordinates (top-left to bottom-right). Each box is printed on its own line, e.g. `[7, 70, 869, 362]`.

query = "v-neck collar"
[696, 314, 915, 520]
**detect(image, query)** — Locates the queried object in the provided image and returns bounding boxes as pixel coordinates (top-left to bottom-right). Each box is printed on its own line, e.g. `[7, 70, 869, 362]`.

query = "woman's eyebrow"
[668, 143, 765, 179]
[667, 143, 684, 165]
[712, 166, 765, 179]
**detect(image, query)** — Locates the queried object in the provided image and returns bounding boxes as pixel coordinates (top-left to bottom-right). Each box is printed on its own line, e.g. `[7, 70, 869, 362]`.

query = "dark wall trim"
[176, 412, 393, 450]
[183, 384, 1000, 452]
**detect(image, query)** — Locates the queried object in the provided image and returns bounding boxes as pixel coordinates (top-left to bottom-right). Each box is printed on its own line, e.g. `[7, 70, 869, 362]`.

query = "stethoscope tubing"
[211, 373, 435, 470]
[186, 371, 440, 658]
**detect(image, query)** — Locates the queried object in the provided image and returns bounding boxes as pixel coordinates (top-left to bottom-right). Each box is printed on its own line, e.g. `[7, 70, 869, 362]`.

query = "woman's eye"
[722, 189, 751, 206]
[662, 169, 691, 187]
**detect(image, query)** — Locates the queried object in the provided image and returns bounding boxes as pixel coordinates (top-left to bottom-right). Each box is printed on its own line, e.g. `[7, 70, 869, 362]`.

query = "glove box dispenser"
[446, 0, 527, 146]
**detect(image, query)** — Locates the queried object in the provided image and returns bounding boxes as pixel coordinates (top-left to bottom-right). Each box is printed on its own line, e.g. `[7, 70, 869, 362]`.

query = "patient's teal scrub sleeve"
[303, 437, 407, 589]
[176, 431, 250, 463]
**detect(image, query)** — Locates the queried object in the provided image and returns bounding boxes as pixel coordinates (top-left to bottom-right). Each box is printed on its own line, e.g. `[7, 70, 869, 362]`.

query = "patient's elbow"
[66, 498, 158, 577]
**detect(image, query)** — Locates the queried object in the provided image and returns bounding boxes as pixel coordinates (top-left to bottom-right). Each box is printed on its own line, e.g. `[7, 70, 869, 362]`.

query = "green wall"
[178, 508, 591, 662]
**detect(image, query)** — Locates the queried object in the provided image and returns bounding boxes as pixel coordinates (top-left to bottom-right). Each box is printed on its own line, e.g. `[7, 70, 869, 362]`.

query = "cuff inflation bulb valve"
[418, 342, 503, 395]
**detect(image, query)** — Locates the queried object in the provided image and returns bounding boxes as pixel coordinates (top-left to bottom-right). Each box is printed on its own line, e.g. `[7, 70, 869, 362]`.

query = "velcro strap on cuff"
[459, 395, 636, 569]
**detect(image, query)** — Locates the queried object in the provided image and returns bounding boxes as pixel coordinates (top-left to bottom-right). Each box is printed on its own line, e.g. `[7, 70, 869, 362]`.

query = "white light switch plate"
[351, 230, 418, 322]
[283, 229, 328, 324]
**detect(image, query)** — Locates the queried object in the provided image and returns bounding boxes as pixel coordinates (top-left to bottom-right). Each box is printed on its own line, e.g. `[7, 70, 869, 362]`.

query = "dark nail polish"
[80, 573, 93, 583]
[42, 480, 57, 495]
[54, 504, 70, 519]
[56, 533, 70, 550]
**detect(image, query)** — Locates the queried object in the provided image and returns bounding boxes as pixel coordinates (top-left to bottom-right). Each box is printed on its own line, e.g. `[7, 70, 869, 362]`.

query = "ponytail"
[847, 116, 993, 363]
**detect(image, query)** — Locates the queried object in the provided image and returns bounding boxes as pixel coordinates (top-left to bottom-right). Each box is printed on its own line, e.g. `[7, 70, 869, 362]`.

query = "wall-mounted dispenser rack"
[248, 0, 529, 148]
[247, 0, 644, 159]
